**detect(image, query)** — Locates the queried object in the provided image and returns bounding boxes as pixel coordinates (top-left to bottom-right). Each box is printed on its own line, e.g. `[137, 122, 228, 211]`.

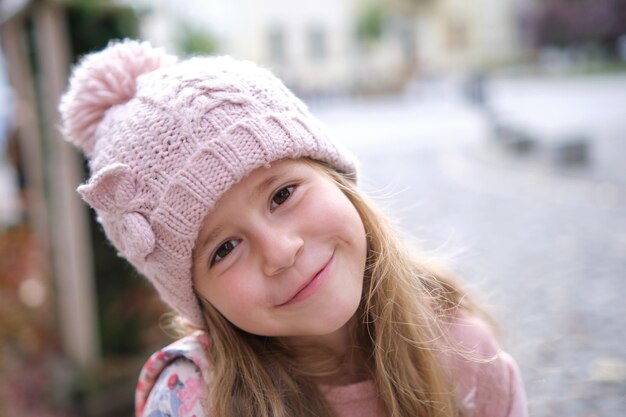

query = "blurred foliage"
[66, 3, 138, 58]
[0, 226, 73, 417]
[356, 2, 385, 42]
[177, 23, 218, 56]
[0, 226, 50, 356]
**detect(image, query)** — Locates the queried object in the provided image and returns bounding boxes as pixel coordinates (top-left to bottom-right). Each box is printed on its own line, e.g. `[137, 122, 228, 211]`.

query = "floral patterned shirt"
[135, 316, 528, 417]
[135, 331, 211, 417]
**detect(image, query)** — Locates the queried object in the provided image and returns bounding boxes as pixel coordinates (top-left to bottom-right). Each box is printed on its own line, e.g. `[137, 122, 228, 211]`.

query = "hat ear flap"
[77, 163, 155, 262]
[118, 211, 156, 261]
[77, 163, 135, 212]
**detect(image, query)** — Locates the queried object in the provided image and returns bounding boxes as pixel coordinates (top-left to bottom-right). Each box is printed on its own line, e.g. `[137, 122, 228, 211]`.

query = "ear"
[77, 163, 136, 212]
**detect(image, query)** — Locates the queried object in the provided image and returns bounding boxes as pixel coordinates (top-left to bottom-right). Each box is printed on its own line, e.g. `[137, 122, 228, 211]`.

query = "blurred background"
[1, 0, 625, 416]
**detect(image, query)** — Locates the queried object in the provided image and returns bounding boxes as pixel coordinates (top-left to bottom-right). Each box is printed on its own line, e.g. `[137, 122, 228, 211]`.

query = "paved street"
[312, 74, 626, 416]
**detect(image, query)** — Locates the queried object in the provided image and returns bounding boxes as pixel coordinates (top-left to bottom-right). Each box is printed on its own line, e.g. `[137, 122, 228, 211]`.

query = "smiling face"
[192, 159, 367, 343]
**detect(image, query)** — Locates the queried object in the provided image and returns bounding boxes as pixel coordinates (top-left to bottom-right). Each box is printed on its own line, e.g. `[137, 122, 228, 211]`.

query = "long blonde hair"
[184, 159, 489, 417]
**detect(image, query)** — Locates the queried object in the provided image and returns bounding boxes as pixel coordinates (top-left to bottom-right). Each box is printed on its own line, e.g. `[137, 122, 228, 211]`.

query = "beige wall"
[228, 0, 357, 94]
[131, 0, 360, 94]
[128, 0, 530, 91]
[412, 0, 528, 75]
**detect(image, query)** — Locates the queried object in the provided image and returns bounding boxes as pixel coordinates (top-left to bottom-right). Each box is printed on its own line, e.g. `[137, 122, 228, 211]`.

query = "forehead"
[195, 158, 320, 242]
[227, 158, 312, 198]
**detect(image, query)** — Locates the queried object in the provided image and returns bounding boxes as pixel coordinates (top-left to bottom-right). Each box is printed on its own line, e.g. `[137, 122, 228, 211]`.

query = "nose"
[257, 225, 304, 276]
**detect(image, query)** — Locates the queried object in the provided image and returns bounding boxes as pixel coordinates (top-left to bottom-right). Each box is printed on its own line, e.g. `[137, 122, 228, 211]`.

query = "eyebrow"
[252, 173, 282, 200]
[197, 170, 287, 254]
[197, 224, 224, 258]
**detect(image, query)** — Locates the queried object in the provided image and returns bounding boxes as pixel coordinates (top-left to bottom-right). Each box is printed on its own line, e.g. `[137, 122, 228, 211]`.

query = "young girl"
[60, 40, 527, 417]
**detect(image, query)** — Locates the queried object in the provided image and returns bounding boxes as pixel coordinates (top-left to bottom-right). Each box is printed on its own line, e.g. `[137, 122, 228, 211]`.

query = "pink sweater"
[135, 315, 527, 417]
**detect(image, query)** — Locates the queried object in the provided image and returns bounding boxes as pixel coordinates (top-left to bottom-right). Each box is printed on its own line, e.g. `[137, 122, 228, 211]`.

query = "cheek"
[331, 200, 366, 251]
[200, 271, 262, 322]
[307, 188, 364, 238]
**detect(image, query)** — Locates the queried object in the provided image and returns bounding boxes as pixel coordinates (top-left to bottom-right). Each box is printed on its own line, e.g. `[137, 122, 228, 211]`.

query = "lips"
[276, 252, 334, 307]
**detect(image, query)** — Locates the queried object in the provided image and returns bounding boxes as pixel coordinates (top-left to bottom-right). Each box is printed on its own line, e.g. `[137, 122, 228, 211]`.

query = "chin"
[316, 297, 362, 335]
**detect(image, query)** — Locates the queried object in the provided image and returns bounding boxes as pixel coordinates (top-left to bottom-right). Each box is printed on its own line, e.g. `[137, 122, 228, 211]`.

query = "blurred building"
[216, 0, 358, 95]
[129, 0, 365, 95]
[126, 0, 414, 94]
[129, 0, 533, 94]
[390, 0, 534, 76]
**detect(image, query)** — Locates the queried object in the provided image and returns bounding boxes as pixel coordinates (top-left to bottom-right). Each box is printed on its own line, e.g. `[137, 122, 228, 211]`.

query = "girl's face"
[192, 159, 367, 341]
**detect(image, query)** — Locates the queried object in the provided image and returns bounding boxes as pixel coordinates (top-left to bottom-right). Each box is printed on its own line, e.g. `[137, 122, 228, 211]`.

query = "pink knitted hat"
[59, 40, 358, 326]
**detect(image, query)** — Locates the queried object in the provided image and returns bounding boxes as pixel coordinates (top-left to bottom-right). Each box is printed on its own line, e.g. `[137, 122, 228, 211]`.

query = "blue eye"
[211, 239, 239, 266]
[271, 185, 295, 210]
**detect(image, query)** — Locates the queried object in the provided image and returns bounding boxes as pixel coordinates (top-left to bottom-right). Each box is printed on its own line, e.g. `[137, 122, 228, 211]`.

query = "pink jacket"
[135, 315, 528, 417]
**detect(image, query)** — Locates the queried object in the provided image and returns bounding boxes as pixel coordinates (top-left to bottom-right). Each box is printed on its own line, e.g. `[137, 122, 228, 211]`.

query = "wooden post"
[1, 16, 50, 256]
[33, 2, 100, 368]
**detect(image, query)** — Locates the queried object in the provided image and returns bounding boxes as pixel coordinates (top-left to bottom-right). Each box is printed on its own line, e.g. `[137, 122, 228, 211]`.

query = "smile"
[276, 251, 335, 307]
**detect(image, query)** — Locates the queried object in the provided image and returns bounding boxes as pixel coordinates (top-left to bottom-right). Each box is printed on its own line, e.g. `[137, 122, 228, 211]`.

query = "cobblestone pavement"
[313, 75, 626, 416]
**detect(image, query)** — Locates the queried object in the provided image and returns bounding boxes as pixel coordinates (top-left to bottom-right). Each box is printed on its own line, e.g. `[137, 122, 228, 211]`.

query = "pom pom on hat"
[60, 39, 176, 156]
